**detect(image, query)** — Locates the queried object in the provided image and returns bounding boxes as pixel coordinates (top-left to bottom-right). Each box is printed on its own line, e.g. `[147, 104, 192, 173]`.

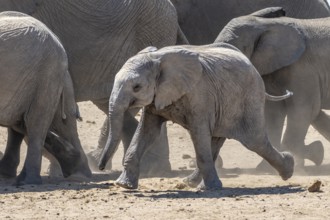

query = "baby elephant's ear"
[138, 46, 158, 54]
[252, 7, 286, 18]
[154, 48, 203, 110]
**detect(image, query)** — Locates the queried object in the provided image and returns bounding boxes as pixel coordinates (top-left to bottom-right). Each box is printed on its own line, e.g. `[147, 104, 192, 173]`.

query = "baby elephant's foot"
[16, 171, 42, 186]
[278, 152, 294, 180]
[197, 178, 222, 191]
[183, 169, 202, 188]
[115, 169, 139, 189]
[256, 159, 276, 174]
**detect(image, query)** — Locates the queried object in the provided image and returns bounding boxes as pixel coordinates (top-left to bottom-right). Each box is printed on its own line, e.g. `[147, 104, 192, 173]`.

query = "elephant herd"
[0, 0, 329, 190]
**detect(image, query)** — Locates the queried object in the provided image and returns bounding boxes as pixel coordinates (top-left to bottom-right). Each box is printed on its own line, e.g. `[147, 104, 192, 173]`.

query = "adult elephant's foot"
[305, 141, 324, 166]
[277, 152, 294, 181]
[15, 170, 42, 186]
[293, 157, 305, 174]
[0, 151, 3, 159]
[197, 178, 222, 191]
[0, 159, 17, 178]
[139, 156, 171, 177]
[183, 169, 202, 188]
[115, 169, 139, 189]
[188, 156, 223, 172]
[87, 148, 112, 171]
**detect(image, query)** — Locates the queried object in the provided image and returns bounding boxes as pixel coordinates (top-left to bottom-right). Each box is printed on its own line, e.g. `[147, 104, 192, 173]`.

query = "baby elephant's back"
[201, 43, 265, 101]
[0, 12, 67, 125]
[0, 11, 66, 72]
[198, 44, 266, 137]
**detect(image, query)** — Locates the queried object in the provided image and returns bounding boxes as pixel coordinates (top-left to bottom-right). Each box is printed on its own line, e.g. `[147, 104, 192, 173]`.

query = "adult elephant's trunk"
[98, 95, 129, 170]
[266, 90, 293, 101]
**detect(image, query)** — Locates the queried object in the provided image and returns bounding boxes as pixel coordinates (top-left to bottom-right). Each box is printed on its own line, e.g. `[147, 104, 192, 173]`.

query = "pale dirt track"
[0, 102, 329, 219]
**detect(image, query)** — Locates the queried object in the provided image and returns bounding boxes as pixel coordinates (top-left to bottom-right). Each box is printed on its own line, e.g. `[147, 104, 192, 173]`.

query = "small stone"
[86, 120, 96, 124]
[189, 159, 197, 168]
[178, 166, 187, 170]
[308, 180, 322, 192]
[175, 183, 187, 190]
[182, 154, 192, 159]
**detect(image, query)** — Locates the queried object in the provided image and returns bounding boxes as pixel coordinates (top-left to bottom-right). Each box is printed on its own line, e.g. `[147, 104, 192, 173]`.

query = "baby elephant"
[0, 12, 91, 185]
[98, 43, 294, 190]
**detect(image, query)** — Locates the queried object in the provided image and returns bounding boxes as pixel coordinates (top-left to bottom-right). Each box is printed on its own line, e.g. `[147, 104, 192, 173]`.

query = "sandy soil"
[0, 101, 329, 219]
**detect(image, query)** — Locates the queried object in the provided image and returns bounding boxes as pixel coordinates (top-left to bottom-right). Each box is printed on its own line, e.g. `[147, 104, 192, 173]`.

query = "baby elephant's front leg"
[116, 109, 166, 189]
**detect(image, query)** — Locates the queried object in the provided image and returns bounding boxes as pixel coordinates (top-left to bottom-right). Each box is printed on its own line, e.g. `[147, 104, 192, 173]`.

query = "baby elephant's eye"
[133, 84, 142, 92]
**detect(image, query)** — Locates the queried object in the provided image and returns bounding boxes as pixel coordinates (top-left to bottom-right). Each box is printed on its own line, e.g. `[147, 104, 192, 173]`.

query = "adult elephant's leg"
[308, 110, 330, 165]
[281, 105, 318, 167]
[86, 99, 117, 170]
[184, 137, 225, 188]
[256, 100, 286, 172]
[139, 122, 171, 177]
[265, 101, 286, 149]
[0, 128, 24, 178]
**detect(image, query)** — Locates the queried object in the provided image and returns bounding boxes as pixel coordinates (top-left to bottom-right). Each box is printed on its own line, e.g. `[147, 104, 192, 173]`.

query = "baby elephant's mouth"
[129, 99, 144, 109]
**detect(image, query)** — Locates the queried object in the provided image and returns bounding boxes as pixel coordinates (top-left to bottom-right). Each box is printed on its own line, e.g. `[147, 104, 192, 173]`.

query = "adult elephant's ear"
[252, 7, 286, 18]
[13, 0, 40, 16]
[251, 24, 306, 75]
[154, 48, 203, 110]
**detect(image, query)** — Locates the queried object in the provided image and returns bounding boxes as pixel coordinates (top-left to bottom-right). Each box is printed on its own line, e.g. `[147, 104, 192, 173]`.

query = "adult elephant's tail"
[266, 90, 293, 101]
[323, 0, 330, 9]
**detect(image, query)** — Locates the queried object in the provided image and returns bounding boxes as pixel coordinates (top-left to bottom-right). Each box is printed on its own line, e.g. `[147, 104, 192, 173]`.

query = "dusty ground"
[0, 102, 329, 219]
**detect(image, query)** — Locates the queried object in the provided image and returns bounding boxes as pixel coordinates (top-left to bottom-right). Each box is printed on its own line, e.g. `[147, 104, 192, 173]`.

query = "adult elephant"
[216, 7, 330, 168]
[0, 0, 185, 176]
[171, 0, 330, 44]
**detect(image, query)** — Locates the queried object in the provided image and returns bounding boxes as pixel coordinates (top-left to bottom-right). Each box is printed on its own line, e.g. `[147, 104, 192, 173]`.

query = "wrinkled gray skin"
[171, 0, 330, 44]
[216, 7, 330, 169]
[0, 0, 184, 176]
[0, 12, 91, 185]
[98, 43, 294, 190]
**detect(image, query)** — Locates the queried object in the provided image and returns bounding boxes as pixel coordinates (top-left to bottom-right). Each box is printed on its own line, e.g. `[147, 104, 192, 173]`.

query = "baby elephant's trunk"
[266, 90, 293, 101]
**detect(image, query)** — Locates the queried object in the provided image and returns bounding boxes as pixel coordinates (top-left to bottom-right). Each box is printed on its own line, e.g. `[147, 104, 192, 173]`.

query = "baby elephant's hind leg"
[184, 137, 225, 188]
[243, 133, 294, 180]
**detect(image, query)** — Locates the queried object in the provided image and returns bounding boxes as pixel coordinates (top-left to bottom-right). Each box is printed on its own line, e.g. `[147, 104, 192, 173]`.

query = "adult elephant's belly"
[320, 92, 330, 109]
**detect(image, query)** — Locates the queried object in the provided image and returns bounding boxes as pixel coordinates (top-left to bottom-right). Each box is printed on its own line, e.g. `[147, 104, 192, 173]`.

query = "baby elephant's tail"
[266, 90, 293, 101]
